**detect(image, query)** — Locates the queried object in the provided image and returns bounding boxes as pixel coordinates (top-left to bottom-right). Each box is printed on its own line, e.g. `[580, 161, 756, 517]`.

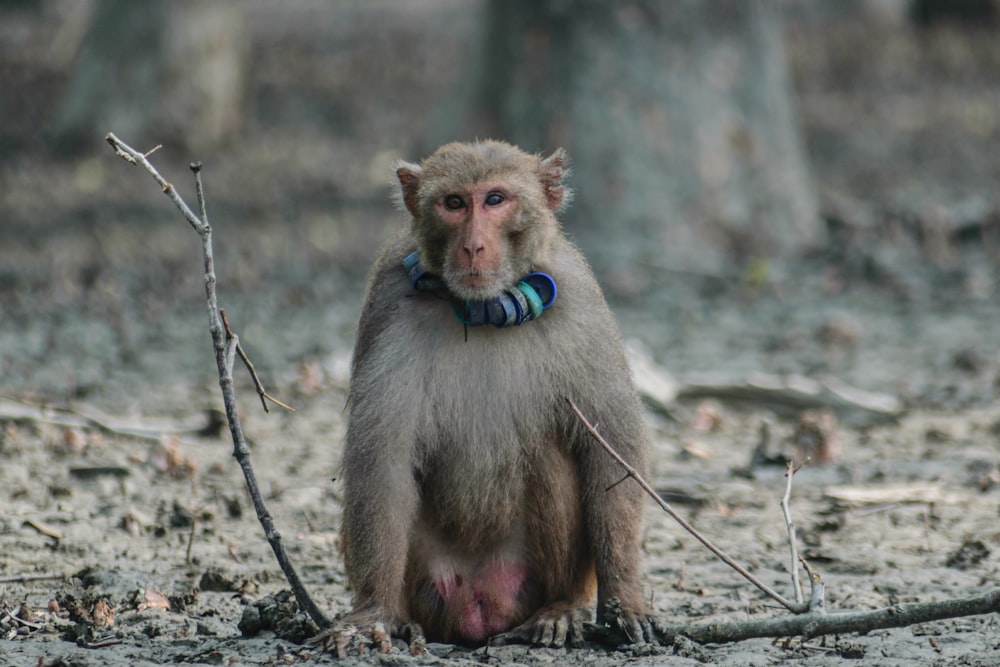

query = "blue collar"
[403, 251, 557, 328]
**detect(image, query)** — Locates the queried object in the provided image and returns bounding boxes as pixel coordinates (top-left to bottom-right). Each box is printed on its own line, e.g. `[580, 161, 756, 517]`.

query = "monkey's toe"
[515, 604, 589, 648]
[313, 620, 426, 657]
[613, 611, 660, 646]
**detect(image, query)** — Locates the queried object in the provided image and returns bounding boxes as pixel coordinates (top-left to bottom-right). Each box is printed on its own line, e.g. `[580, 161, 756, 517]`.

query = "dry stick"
[780, 460, 804, 606]
[220, 309, 294, 413]
[565, 397, 808, 615]
[2, 609, 43, 630]
[799, 557, 825, 612]
[105, 133, 330, 630]
[652, 590, 1000, 645]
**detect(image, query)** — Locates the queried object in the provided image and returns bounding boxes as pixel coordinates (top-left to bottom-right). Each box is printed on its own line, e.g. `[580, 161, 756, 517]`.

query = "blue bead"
[521, 273, 557, 310]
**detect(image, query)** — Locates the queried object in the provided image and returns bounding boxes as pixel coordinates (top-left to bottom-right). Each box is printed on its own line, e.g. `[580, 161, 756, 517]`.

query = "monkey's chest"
[406, 322, 559, 544]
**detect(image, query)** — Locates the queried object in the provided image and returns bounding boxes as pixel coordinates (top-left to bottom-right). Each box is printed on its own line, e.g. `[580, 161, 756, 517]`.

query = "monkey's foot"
[495, 602, 590, 648]
[598, 597, 659, 646]
[311, 621, 426, 658]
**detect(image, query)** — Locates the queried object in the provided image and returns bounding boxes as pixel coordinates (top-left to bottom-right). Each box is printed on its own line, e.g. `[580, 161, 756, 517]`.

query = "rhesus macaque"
[337, 140, 653, 649]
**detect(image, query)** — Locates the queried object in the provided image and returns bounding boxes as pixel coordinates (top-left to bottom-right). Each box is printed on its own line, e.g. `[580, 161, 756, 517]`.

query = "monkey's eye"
[485, 192, 505, 206]
[443, 195, 466, 211]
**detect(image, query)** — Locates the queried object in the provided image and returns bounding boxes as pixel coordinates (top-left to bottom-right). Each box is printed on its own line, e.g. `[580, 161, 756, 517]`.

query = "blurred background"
[1, 0, 999, 408]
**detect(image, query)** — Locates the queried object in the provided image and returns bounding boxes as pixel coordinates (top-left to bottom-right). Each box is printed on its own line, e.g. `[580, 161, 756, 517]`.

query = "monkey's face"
[432, 182, 521, 300]
[396, 141, 565, 301]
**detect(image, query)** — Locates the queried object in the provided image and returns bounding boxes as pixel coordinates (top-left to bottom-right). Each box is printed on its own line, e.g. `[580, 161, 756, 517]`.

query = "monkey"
[336, 140, 654, 650]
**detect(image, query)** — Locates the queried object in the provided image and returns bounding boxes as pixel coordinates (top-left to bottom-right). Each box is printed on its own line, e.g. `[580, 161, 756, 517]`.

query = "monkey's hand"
[311, 617, 426, 658]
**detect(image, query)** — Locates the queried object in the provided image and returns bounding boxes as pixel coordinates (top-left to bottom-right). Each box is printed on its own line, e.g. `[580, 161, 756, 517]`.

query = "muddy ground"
[2, 5, 1000, 667]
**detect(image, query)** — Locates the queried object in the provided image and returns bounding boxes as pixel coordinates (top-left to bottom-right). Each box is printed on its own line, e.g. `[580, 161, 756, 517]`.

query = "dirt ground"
[2, 5, 1000, 667]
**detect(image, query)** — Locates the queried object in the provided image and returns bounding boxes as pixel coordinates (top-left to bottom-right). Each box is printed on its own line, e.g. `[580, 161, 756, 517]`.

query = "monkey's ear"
[394, 161, 422, 217]
[540, 149, 572, 212]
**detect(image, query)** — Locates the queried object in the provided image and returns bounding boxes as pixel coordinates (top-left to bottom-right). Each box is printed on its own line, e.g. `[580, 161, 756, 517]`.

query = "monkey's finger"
[335, 641, 347, 660]
[627, 617, 648, 646]
[333, 625, 356, 659]
[639, 617, 658, 644]
[370, 622, 393, 653]
[400, 622, 425, 643]
[569, 613, 586, 648]
[533, 619, 555, 646]
[551, 614, 570, 647]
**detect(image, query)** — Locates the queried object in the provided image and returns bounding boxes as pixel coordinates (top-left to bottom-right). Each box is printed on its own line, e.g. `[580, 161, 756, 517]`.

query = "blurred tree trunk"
[51, 0, 245, 154]
[470, 0, 818, 286]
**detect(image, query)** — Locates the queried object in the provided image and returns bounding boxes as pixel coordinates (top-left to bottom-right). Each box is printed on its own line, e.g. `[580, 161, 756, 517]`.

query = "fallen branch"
[105, 132, 329, 630]
[0, 395, 219, 442]
[676, 373, 902, 426]
[647, 589, 1000, 645]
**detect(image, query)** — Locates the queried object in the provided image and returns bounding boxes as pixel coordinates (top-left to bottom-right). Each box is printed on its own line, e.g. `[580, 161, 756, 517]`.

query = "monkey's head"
[395, 141, 570, 302]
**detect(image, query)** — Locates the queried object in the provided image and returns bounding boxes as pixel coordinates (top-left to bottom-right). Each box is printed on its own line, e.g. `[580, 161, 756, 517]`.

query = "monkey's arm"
[548, 243, 655, 642]
[569, 373, 649, 606]
[340, 237, 422, 630]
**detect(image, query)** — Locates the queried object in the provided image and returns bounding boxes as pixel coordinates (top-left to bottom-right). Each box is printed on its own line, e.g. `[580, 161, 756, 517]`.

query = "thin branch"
[565, 397, 808, 614]
[105, 133, 328, 630]
[106, 133, 206, 236]
[799, 556, 825, 612]
[781, 460, 804, 605]
[221, 309, 295, 413]
[2, 609, 43, 630]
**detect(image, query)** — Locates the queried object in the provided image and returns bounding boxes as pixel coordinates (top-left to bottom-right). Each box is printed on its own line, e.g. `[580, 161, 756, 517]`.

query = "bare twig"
[565, 397, 809, 614]
[780, 460, 805, 605]
[220, 309, 294, 413]
[22, 519, 63, 541]
[799, 557, 825, 612]
[2, 609, 43, 630]
[106, 132, 328, 629]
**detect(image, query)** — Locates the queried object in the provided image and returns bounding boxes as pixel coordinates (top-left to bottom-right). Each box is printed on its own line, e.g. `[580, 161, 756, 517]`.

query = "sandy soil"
[2, 5, 1000, 667]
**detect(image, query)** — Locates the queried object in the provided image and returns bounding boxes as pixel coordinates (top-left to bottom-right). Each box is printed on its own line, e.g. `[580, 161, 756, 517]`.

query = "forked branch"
[106, 132, 328, 630]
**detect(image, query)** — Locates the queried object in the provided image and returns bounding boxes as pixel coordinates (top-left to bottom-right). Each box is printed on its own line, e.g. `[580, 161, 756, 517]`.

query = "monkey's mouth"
[459, 272, 496, 289]
[446, 269, 505, 299]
